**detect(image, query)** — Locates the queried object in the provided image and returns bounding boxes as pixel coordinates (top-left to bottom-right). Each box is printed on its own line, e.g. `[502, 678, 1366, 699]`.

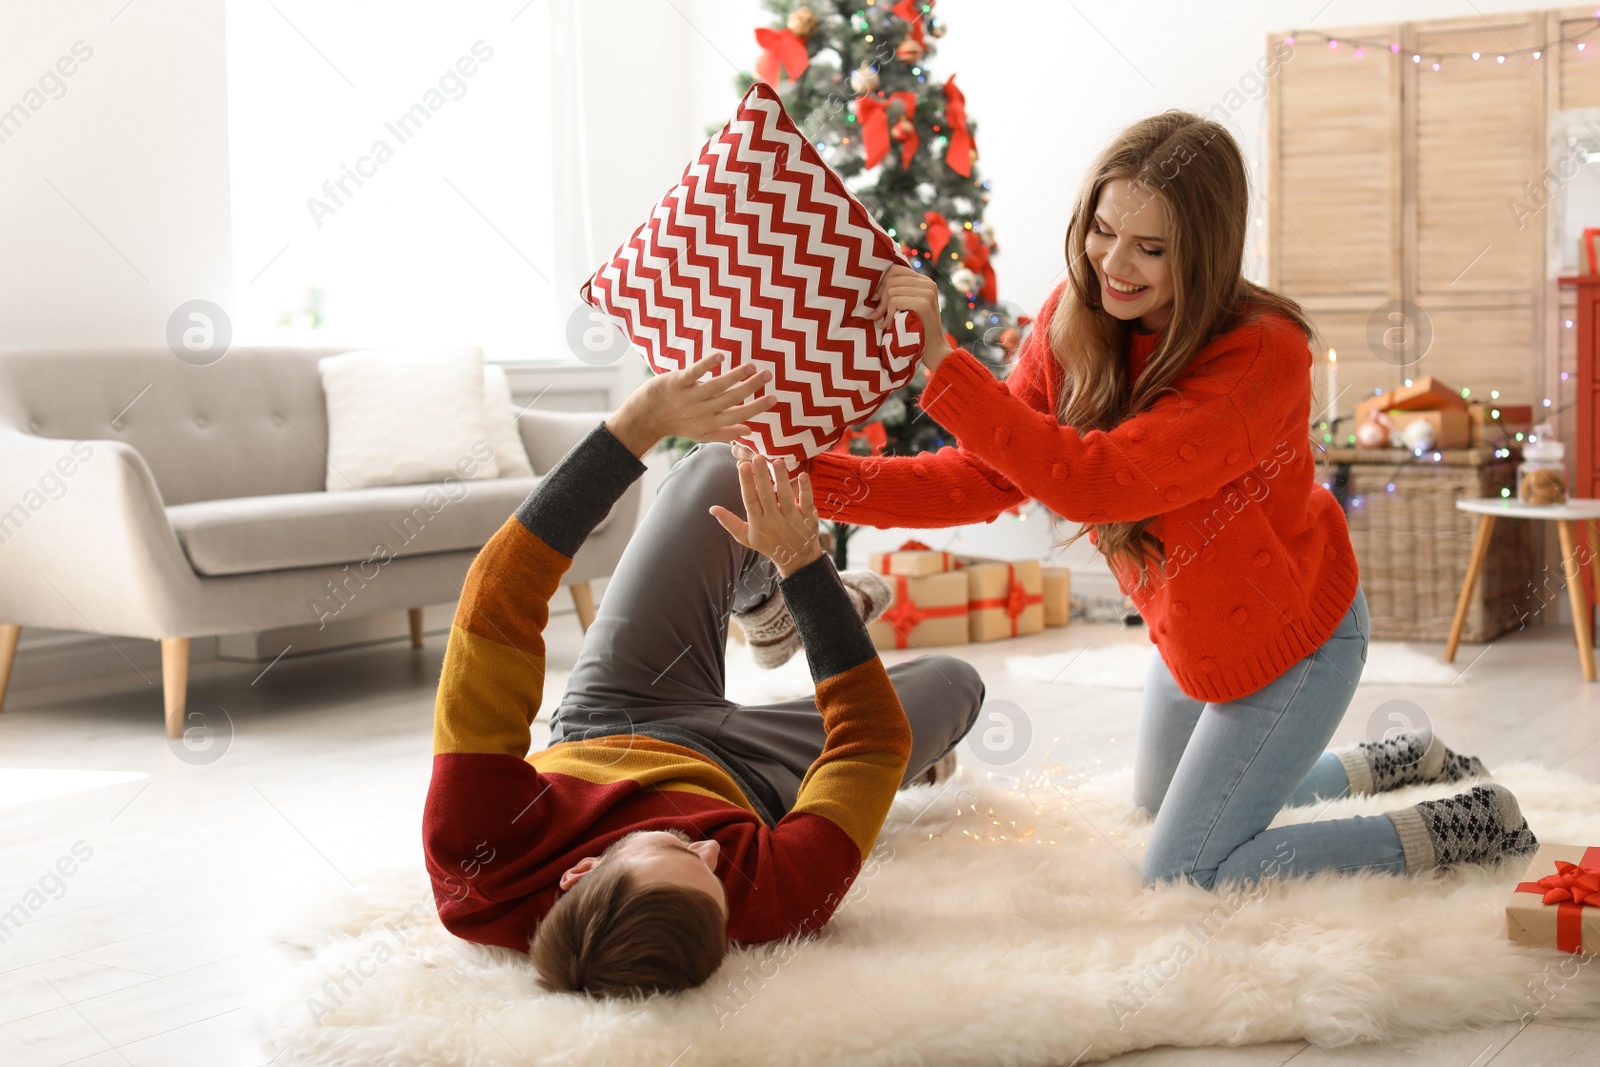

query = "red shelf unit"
[1561, 274, 1600, 500]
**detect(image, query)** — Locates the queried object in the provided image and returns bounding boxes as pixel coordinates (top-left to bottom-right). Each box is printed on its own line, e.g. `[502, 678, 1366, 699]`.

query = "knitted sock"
[1334, 728, 1489, 795]
[1386, 784, 1538, 872]
[735, 569, 893, 669]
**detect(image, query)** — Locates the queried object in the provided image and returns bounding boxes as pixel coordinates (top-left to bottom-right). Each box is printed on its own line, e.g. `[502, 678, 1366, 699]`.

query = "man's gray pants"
[551, 442, 985, 815]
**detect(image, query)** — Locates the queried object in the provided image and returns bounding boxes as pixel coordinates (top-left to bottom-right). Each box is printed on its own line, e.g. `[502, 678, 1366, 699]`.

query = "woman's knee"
[1140, 852, 1217, 892]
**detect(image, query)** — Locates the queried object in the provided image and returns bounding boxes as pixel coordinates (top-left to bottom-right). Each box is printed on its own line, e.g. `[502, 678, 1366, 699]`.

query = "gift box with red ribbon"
[961, 557, 1045, 642]
[1506, 843, 1600, 954]
[867, 540, 959, 578]
[866, 571, 969, 651]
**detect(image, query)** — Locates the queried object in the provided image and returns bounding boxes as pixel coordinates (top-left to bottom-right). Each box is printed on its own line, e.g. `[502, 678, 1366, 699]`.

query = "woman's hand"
[869, 264, 952, 372]
[605, 352, 775, 457]
[709, 445, 824, 577]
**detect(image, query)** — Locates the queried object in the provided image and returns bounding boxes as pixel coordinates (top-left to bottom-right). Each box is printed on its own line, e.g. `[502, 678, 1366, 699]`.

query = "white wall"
[0, 0, 232, 347]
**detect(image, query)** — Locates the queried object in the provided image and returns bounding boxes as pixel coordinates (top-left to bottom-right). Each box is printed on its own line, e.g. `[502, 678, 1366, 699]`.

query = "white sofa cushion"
[164, 476, 617, 577]
[482, 364, 535, 477]
[319, 347, 501, 492]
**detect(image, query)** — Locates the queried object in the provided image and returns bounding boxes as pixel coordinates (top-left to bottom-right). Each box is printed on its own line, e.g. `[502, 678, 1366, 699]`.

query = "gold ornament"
[787, 5, 817, 37]
[849, 63, 879, 95]
[950, 266, 980, 293]
[896, 37, 925, 63]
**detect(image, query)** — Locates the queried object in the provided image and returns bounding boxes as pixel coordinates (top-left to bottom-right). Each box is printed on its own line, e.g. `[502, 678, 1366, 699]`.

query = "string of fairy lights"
[1284, 17, 1600, 72]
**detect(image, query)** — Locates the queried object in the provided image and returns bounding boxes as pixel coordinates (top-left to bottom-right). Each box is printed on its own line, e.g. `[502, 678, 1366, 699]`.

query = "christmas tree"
[737, 0, 1028, 565]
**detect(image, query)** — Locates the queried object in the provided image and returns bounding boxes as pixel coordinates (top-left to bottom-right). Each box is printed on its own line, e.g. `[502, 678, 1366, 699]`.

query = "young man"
[422, 354, 984, 997]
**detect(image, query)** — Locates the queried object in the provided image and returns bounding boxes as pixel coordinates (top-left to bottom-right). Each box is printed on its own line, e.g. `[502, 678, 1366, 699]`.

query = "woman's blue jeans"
[1135, 587, 1409, 888]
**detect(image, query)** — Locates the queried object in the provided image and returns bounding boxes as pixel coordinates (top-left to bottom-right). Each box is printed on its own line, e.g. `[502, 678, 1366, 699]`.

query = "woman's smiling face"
[1084, 178, 1174, 332]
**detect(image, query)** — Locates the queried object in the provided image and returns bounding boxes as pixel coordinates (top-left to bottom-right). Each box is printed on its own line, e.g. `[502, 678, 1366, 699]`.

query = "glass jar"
[1517, 424, 1567, 506]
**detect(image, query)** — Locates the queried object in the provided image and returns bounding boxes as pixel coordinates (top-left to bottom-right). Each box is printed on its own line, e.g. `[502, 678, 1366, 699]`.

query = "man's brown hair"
[531, 857, 727, 997]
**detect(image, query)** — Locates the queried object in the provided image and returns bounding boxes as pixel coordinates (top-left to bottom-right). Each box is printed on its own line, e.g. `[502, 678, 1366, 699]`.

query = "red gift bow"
[754, 26, 809, 86]
[924, 210, 952, 264]
[968, 562, 1043, 636]
[831, 421, 888, 456]
[879, 573, 965, 648]
[1515, 847, 1600, 953]
[942, 76, 976, 178]
[962, 229, 997, 303]
[891, 0, 927, 45]
[856, 92, 918, 169]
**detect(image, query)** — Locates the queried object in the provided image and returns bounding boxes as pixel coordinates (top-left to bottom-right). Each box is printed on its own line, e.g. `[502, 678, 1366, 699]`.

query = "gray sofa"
[0, 347, 638, 736]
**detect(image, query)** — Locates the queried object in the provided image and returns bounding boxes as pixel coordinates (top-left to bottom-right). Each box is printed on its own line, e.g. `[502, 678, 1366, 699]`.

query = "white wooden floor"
[2, 610, 1599, 1066]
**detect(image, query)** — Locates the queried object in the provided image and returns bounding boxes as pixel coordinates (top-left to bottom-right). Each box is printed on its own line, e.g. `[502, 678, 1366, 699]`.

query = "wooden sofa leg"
[571, 582, 597, 634]
[408, 607, 425, 649]
[0, 624, 21, 712]
[162, 637, 190, 739]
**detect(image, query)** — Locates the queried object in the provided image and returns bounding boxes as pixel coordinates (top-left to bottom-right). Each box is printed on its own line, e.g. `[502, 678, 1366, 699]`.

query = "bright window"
[225, 1, 558, 360]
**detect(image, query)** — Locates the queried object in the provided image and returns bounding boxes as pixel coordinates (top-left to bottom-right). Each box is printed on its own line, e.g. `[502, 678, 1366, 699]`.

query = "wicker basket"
[1315, 447, 1537, 643]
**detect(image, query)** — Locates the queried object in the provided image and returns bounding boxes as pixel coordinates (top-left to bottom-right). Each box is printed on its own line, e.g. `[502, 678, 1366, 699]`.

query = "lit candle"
[1326, 348, 1339, 424]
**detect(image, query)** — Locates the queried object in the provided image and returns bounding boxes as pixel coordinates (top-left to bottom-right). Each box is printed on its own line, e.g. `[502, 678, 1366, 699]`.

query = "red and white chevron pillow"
[579, 81, 925, 468]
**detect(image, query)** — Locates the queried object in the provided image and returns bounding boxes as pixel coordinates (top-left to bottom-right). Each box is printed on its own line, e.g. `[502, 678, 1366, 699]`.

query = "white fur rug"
[253, 762, 1600, 1065]
[1008, 640, 1468, 690]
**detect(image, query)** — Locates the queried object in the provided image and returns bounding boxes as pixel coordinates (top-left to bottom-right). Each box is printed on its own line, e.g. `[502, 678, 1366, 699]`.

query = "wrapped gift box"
[962, 558, 1045, 642]
[867, 571, 969, 650]
[867, 540, 957, 577]
[1355, 375, 1468, 425]
[1042, 566, 1072, 627]
[1506, 843, 1600, 954]
[1387, 409, 1471, 449]
[1467, 401, 1534, 448]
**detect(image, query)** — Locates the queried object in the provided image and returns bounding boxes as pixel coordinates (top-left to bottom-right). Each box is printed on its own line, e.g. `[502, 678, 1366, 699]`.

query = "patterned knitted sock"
[1334, 728, 1489, 795]
[735, 569, 893, 669]
[1386, 784, 1538, 872]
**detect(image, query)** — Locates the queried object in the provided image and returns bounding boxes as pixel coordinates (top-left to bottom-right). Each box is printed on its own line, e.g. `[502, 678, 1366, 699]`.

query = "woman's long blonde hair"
[1048, 110, 1318, 587]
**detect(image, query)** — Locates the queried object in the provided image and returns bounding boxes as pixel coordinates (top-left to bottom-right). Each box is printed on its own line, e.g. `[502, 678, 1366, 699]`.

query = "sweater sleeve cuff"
[777, 554, 878, 683]
[513, 422, 646, 558]
[919, 348, 1002, 436]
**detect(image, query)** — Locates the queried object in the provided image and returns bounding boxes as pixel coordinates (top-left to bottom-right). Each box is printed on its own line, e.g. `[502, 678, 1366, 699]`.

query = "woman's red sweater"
[808, 280, 1359, 703]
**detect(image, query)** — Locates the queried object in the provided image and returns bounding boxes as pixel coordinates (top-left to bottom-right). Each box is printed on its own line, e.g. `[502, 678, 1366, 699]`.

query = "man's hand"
[868, 264, 952, 372]
[709, 445, 824, 577]
[605, 352, 776, 458]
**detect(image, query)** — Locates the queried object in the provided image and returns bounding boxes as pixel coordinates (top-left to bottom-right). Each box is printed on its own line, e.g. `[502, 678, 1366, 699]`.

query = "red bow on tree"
[924, 210, 952, 264]
[754, 25, 808, 85]
[962, 229, 997, 302]
[891, 0, 927, 45]
[942, 75, 976, 177]
[855, 92, 918, 169]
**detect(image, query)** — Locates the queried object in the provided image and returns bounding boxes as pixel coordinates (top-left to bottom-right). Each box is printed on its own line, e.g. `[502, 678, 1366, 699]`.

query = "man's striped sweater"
[422, 424, 912, 951]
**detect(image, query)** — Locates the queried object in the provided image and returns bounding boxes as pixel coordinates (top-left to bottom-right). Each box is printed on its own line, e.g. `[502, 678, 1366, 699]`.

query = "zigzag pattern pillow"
[580, 81, 924, 468]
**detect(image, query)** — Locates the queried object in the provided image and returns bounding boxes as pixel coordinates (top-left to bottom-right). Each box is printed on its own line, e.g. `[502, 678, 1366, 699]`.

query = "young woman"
[806, 111, 1537, 890]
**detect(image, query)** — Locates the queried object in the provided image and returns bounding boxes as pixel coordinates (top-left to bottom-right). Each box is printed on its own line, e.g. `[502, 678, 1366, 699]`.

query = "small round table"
[1445, 497, 1600, 680]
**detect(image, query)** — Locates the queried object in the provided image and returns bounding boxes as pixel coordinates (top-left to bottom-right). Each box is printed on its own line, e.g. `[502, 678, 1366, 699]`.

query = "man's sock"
[1333, 728, 1489, 795]
[735, 570, 892, 669]
[1386, 783, 1538, 872]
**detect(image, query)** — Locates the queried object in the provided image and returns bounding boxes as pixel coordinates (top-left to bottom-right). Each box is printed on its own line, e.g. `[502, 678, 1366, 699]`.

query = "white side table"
[1445, 498, 1600, 680]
